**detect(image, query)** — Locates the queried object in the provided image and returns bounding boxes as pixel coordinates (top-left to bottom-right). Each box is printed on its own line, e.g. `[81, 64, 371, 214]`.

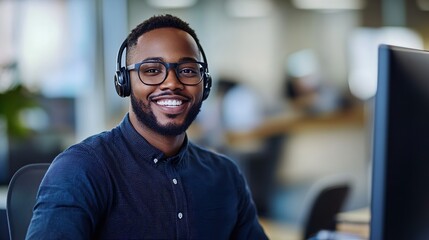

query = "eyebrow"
[142, 57, 200, 62]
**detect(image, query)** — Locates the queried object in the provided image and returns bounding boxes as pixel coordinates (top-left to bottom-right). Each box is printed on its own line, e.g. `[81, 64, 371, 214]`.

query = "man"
[26, 14, 268, 239]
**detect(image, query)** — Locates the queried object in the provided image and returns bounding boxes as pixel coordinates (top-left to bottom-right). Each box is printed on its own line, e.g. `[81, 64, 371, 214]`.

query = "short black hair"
[126, 14, 203, 62]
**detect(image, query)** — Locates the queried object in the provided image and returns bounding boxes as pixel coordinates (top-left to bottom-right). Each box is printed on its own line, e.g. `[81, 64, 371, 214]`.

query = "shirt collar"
[118, 113, 188, 166]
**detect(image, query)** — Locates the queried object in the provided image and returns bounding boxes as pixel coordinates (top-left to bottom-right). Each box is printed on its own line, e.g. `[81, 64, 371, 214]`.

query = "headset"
[114, 38, 212, 100]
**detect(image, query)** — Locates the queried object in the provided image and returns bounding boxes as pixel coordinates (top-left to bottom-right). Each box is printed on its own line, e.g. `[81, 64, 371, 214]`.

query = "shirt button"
[153, 158, 158, 164]
[178, 212, 183, 219]
[172, 178, 178, 185]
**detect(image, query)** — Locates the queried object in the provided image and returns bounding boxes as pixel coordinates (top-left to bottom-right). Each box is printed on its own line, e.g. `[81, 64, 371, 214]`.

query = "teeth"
[157, 99, 183, 106]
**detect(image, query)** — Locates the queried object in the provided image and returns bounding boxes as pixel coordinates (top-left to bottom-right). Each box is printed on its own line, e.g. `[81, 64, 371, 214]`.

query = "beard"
[130, 92, 202, 136]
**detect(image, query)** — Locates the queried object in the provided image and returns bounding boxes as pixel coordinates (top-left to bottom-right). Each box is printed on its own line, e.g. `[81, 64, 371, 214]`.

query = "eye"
[180, 68, 197, 75]
[140, 63, 165, 76]
[178, 63, 202, 77]
[146, 68, 160, 74]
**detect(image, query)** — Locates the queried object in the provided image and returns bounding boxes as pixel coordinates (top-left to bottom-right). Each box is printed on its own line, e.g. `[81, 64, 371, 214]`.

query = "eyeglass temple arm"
[126, 64, 137, 71]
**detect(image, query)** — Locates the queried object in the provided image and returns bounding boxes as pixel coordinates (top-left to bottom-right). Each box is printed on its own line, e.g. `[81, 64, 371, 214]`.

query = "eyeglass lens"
[138, 62, 204, 85]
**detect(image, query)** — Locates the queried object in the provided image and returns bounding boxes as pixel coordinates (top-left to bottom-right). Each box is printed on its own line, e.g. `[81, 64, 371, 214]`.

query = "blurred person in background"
[26, 14, 267, 240]
[284, 49, 348, 115]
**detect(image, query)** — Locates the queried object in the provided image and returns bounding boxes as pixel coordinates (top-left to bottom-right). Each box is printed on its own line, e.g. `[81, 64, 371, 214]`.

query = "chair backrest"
[303, 183, 350, 240]
[6, 163, 50, 240]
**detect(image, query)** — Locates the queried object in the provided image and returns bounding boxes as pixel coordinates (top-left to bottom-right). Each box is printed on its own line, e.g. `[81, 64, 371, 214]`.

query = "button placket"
[164, 159, 188, 238]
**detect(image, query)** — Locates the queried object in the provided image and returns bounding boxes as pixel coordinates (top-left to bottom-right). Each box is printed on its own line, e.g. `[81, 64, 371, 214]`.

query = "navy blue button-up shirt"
[26, 114, 268, 239]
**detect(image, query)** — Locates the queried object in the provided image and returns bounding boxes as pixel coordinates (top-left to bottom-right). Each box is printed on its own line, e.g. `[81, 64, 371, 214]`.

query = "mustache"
[149, 90, 190, 100]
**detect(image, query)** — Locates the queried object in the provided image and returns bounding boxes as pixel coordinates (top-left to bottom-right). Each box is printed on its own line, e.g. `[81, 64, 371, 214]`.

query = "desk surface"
[259, 218, 301, 240]
[337, 207, 370, 224]
[336, 208, 370, 239]
[226, 104, 366, 146]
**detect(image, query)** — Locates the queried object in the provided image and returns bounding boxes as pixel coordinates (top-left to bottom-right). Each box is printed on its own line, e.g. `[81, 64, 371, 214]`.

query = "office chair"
[302, 178, 350, 240]
[6, 163, 50, 240]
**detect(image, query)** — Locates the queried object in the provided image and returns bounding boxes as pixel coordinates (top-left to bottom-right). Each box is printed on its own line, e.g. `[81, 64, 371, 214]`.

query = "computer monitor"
[371, 44, 429, 240]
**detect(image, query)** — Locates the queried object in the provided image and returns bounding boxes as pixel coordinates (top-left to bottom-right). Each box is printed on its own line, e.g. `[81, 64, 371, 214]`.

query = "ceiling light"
[226, 0, 273, 18]
[292, 0, 364, 10]
[146, 0, 198, 9]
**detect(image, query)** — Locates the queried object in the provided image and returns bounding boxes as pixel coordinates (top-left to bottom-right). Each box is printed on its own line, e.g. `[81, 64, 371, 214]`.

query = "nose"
[159, 67, 184, 91]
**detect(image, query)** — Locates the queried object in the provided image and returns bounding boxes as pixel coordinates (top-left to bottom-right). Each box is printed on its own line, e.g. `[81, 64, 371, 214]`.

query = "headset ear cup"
[121, 68, 131, 97]
[114, 68, 131, 97]
[202, 72, 212, 101]
[114, 71, 123, 97]
[114, 40, 130, 98]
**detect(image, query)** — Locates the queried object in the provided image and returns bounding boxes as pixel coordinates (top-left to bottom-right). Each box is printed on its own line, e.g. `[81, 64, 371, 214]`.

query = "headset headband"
[116, 40, 128, 71]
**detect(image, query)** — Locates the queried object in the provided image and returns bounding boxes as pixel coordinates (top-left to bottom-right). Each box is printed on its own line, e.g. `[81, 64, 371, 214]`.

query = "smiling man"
[127, 26, 205, 154]
[26, 14, 268, 239]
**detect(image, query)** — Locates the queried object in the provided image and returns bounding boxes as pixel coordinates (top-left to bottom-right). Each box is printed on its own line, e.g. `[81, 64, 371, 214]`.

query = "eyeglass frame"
[126, 60, 208, 86]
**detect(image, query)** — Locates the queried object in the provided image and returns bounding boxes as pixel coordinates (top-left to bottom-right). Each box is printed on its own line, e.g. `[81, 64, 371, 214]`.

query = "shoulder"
[47, 129, 119, 181]
[187, 142, 243, 175]
[188, 141, 233, 161]
[57, 131, 110, 161]
[62, 125, 123, 161]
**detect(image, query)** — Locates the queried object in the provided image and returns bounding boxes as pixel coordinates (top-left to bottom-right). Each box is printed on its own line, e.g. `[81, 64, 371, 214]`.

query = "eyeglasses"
[127, 60, 207, 86]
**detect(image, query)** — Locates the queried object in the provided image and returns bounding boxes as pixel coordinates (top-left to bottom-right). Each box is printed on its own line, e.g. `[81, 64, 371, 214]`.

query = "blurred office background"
[1, 0, 428, 239]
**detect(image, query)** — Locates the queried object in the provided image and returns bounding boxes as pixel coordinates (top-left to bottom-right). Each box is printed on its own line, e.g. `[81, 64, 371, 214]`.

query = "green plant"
[0, 84, 38, 137]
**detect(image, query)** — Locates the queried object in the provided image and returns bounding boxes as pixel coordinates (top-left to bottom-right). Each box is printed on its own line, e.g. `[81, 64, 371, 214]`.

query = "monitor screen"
[371, 44, 429, 240]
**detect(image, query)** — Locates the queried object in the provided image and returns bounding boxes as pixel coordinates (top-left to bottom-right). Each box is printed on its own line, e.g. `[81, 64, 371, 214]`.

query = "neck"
[129, 113, 185, 157]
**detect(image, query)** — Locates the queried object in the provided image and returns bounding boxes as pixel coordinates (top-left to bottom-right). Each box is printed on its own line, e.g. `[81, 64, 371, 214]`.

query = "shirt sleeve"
[230, 165, 269, 240]
[26, 144, 110, 240]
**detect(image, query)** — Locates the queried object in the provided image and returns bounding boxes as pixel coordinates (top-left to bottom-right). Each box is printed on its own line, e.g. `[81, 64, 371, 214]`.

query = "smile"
[156, 99, 183, 107]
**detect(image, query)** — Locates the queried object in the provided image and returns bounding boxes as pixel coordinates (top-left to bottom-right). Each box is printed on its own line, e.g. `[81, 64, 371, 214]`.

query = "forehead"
[131, 28, 200, 61]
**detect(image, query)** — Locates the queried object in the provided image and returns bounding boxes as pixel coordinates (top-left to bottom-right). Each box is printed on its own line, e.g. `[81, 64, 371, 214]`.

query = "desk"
[225, 104, 366, 150]
[259, 218, 301, 240]
[336, 208, 370, 239]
